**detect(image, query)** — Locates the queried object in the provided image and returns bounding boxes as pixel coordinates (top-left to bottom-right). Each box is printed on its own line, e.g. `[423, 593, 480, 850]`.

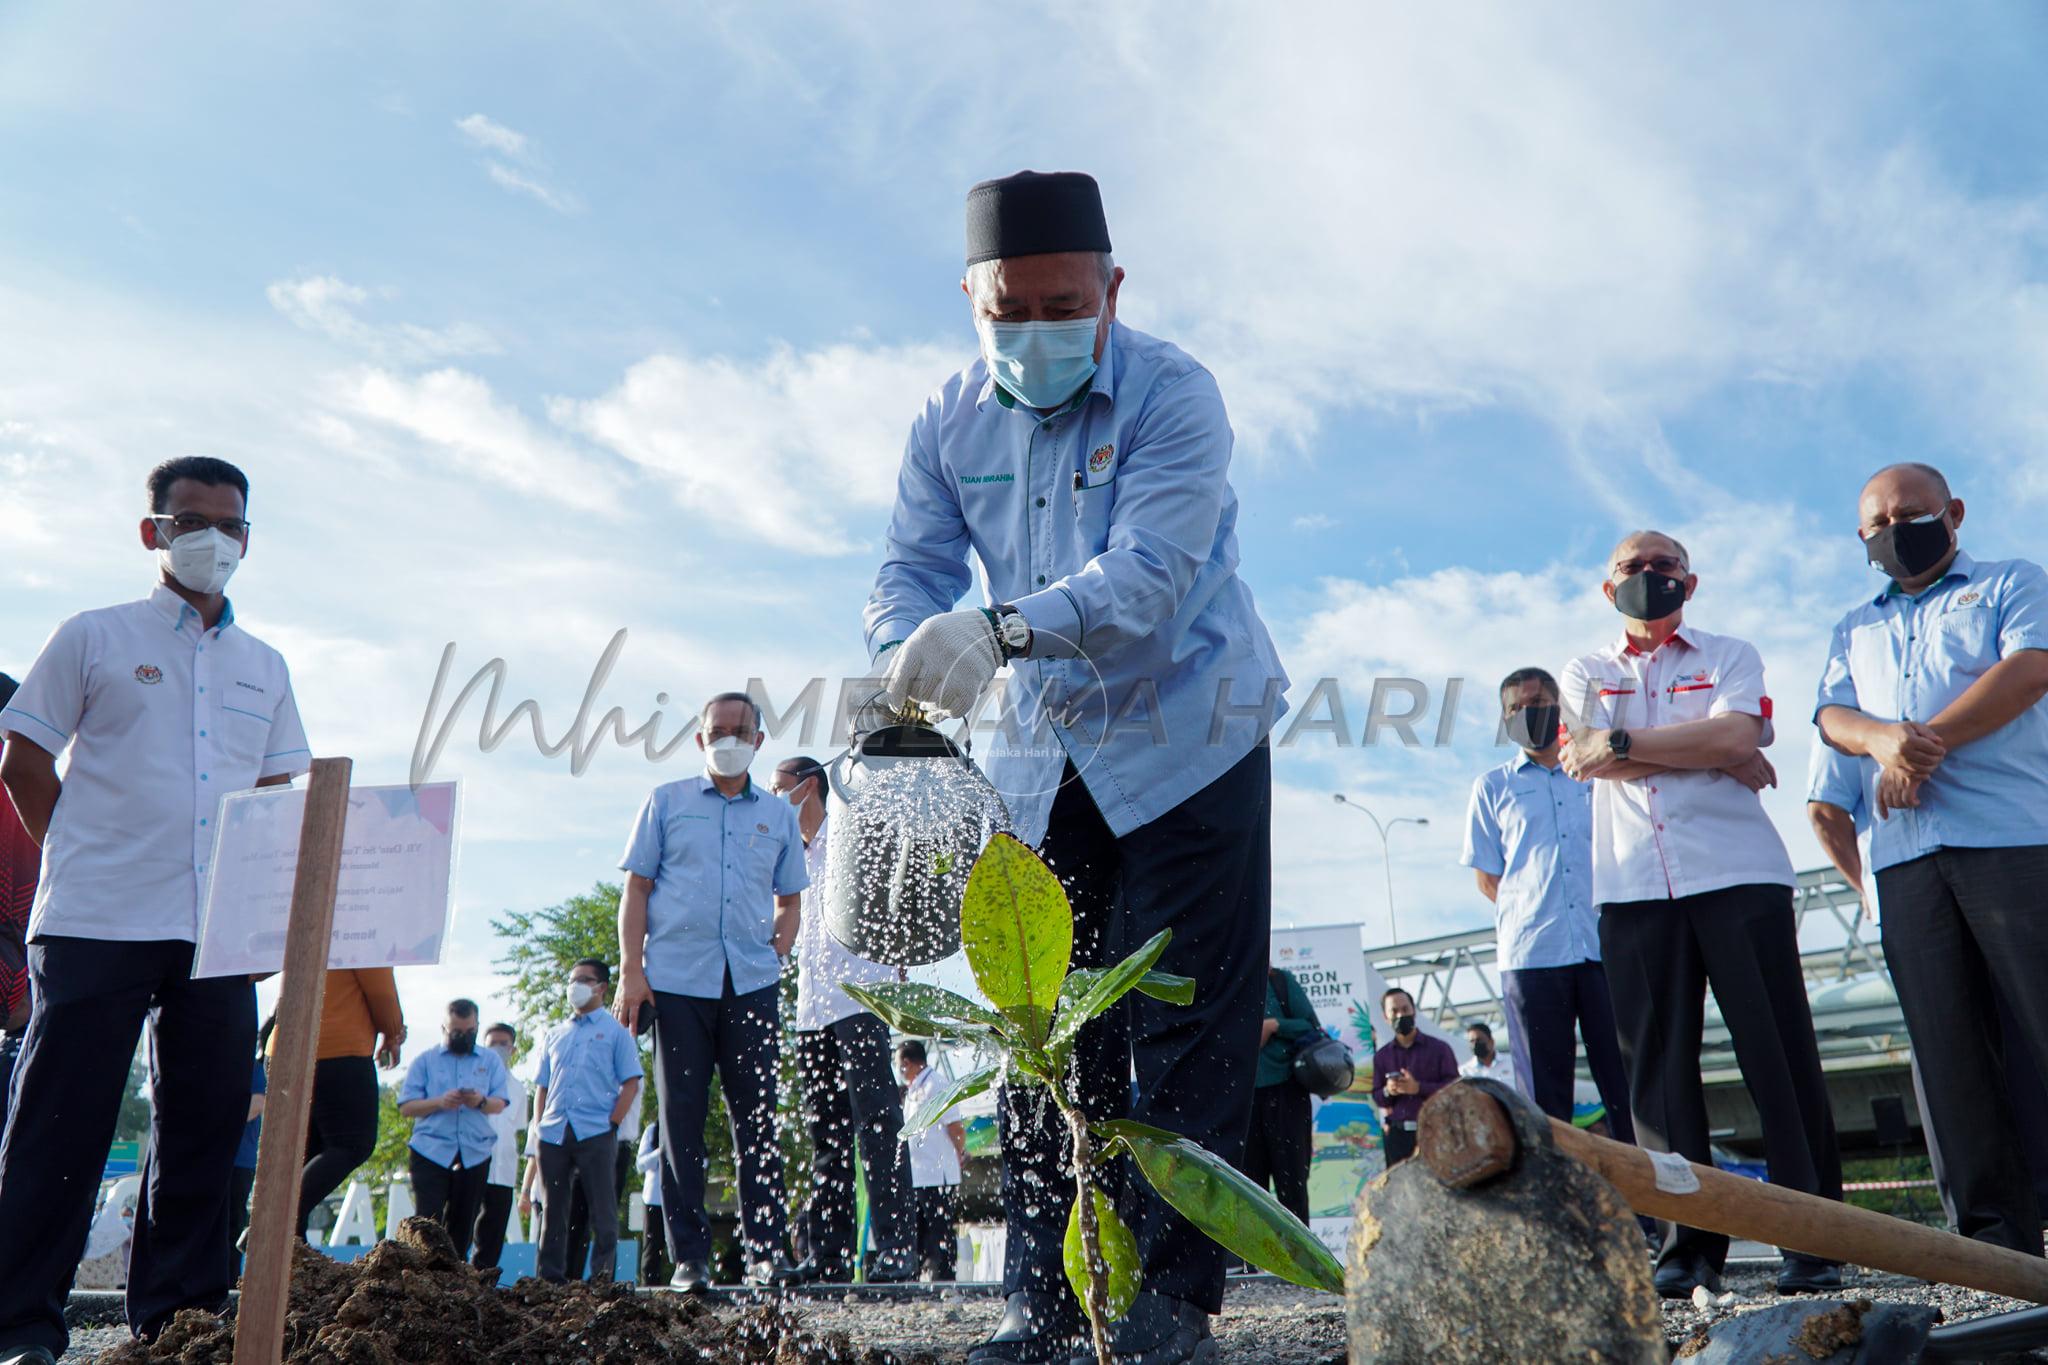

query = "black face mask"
[1506, 703, 1561, 752]
[1864, 514, 1952, 584]
[1613, 571, 1688, 622]
[447, 1028, 477, 1055]
[1472, 1041, 1494, 1061]
[1393, 1014, 1416, 1037]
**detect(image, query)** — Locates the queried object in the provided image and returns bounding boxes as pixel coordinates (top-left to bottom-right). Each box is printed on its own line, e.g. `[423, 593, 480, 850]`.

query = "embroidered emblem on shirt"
[960, 473, 1014, 486]
[756, 822, 770, 834]
[1958, 591, 1982, 606]
[135, 665, 163, 685]
[1088, 443, 1115, 474]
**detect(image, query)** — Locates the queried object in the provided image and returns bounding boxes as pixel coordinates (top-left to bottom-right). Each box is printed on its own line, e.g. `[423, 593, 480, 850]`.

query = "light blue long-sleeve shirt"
[863, 322, 1288, 844]
[618, 775, 809, 999]
[534, 1007, 643, 1145]
[1459, 754, 1599, 972]
[1815, 551, 2048, 872]
[399, 1044, 509, 1170]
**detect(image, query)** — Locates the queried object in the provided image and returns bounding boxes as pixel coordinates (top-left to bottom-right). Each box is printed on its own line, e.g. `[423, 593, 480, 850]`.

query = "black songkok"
[964, 170, 1112, 266]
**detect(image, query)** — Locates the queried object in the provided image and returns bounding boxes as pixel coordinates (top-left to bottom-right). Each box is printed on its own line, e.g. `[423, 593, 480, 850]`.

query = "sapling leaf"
[904, 1065, 999, 1138]
[1100, 1120, 1346, 1295]
[1064, 1185, 1141, 1322]
[1133, 970, 1195, 1005]
[1046, 930, 1173, 1063]
[841, 982, 999, 1044]
[960, 833, 1071, 1049]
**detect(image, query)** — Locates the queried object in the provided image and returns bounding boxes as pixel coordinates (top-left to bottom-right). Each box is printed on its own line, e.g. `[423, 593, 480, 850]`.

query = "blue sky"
[4, 2, 2047, 1040]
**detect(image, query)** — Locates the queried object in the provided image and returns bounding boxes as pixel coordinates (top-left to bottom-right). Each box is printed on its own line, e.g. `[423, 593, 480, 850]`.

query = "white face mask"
[567, 980, 599, 1011]
[704, 734, 754, 778]
[158, 526, 242, 595]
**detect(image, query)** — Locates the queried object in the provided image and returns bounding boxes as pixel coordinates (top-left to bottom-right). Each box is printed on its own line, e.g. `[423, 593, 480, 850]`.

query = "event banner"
[193, 781, 461, 978]
[1269, 923, 1393, 1256]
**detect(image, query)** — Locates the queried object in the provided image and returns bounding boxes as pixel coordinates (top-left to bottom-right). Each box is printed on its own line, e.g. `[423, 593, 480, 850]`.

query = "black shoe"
[968, 1291, 1086, 1365]
[1652, 1252, 1724, 1301]
[0, 1348, 58, 1365]
[867, 1249, 919, 1284]
[791, 1254, 853, 1284]
[668, 1260, 711, 1293]
[1070, 1293, 1218, 1365]
[1777, 1254, 1843, 1295]
[747, 1252, 802, 1287]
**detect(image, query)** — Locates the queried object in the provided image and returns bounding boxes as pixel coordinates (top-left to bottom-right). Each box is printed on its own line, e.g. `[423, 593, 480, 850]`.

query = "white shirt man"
[1560, 529, 1842, 1301]
[773, 756, 917, 1284]
[899, 1043, 968, 1282]
[0, 457, 309, 1360]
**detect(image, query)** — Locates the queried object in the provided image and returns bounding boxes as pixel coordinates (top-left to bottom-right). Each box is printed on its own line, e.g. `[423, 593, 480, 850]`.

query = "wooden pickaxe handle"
[1419, 1082, 2048, 1305]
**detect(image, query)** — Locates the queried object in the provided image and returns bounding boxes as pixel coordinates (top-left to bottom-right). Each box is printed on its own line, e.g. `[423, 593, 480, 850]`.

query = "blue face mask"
[977, 316, 1100, 409]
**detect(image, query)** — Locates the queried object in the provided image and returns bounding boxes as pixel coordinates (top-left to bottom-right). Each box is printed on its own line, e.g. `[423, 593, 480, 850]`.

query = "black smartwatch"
[1610, 728, 1632, 758]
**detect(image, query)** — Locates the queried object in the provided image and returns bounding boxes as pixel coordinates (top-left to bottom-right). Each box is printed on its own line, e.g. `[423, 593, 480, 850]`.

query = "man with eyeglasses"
[1815, 463, 2048, 1253]
[611, 692, 807, 1290]
[0, 457, 309, 1365]
[1560, 531, 1842, 1301]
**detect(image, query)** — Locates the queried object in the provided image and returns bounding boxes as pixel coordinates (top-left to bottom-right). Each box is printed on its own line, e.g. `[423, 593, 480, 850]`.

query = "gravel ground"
[53, 1266, 2048, 1362]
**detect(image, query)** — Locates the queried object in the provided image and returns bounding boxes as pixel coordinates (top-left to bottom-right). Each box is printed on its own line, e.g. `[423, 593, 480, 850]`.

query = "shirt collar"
[147, 583, 235, 637]
[1510, 749, 1556, 773]
[696, 774, 758, 802]
[1617, 623, 1693, 658]
[977, 323, 1121, 414]
[1874, 549, 1976, 605]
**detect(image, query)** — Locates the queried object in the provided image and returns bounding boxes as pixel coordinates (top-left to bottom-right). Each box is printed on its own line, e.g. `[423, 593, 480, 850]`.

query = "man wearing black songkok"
[864, 171, 1290, 1365]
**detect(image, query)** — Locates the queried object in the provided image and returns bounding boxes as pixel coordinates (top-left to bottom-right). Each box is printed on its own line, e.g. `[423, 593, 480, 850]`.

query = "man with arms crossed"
[1562, 531, 1841, 1299]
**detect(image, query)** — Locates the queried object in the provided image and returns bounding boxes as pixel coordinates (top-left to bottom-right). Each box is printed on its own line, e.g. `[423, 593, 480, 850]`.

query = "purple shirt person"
[1371, 987, 1458, 1167]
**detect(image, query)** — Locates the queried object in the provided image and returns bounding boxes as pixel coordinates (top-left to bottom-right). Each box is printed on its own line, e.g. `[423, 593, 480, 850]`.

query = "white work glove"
[882, 609, 1002, 721]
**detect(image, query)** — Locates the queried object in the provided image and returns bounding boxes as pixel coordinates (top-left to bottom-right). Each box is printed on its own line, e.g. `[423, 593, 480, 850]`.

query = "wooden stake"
[232, 758, 353, 1365]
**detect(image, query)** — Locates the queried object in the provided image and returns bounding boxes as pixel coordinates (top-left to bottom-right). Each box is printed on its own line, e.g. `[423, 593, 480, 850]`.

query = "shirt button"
[1037, 575, 1047, 585]
[201, 774, 209, 781]
[200, 818, 208, 826]
[198, 686, 206, 693]
[1036, 497, 1047, 508]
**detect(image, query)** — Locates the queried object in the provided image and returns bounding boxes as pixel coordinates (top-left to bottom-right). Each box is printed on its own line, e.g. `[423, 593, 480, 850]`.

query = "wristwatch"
[1610, 728, 1632, 759]
[986, 605, 1033, 660]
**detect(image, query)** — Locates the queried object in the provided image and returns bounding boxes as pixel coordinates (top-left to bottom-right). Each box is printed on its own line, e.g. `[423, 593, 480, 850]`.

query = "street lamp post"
[1332, 793, 1428, 944]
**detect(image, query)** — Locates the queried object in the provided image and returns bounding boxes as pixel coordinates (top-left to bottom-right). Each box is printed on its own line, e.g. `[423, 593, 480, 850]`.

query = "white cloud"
[453, 113, 578, 213]
[265, 275, 499, 363]
[1291, 513, 1337, 532]
[454, 113, 527, 157]
[341, 367, 623, 513]
[553, 339, 962, 553]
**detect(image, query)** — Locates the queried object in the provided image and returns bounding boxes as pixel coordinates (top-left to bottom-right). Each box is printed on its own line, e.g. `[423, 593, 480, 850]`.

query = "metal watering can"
[822, 704, 1011, 967]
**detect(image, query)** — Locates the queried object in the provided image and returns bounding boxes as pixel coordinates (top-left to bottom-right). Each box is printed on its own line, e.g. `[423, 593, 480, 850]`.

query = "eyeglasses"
[151, 513, 250, 540]
[1613, 555, 1686, 578]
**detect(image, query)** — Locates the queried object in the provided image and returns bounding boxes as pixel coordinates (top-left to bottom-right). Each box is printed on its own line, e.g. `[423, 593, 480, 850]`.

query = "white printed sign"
[193, 781, 461, 978]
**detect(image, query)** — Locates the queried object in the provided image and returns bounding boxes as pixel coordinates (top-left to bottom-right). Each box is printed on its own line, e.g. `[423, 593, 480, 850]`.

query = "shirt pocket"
[1932, 604, 1998, 679]
[213, 692, 277, 772]
[1661, 674, 1719, 724]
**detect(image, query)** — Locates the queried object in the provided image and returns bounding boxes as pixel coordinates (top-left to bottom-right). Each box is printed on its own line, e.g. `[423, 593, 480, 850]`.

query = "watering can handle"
[824, 743, 859, 805]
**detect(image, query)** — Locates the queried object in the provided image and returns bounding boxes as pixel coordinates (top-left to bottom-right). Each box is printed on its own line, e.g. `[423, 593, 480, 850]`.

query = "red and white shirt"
[1561, 624, 1794, 905]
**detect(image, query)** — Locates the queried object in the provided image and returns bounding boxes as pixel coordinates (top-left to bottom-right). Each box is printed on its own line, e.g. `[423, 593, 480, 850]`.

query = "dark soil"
[86, 1218, 915, 1365]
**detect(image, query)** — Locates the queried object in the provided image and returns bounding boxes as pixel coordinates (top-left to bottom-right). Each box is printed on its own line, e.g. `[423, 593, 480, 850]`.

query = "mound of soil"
[88, 1217, 916, 1365]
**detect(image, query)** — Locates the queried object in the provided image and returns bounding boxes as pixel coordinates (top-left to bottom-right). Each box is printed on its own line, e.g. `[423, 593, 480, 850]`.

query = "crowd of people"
[0, 164, 2042, 1365]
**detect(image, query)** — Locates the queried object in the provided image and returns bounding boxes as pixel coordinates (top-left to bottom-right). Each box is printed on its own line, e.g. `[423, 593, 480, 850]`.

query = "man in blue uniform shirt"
[533, 958, 641, 1283]
[397, 998, 509, 1259]
[864, 171, 1287, 1365]
[611, 692, 808, 1290]
[0, 457, 309, 1365]
[1816, 461, 2048, 1253]
[1460, 667, 1634, 1136]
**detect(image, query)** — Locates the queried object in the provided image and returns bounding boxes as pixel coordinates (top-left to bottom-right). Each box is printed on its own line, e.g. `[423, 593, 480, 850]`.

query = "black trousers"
[228, 1166, 256, 1279]
[1241, 1082, 1312, 1222]
[472, 1183, 514, 1270]
[0, 937, 254, 1355]
[540, 1127, 622, 1281]
[797, 1013, 914, 1265]
[409, 1151, 489, 1260]
[912, 1185, 959, 1278]
[640, 1200, 670, 1286]
[564, 1138, 631, 1281]
[1879, 844, 2048, 1253]
[1500, 960, 1636, 1142]
[1000, 745, 1271, 1316]
[1382, 1125, 1417, 1167]
[299, 1054, 379, 1239]
[652, 979, 787, 1264]
[1601, 884, 1842, 1272]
